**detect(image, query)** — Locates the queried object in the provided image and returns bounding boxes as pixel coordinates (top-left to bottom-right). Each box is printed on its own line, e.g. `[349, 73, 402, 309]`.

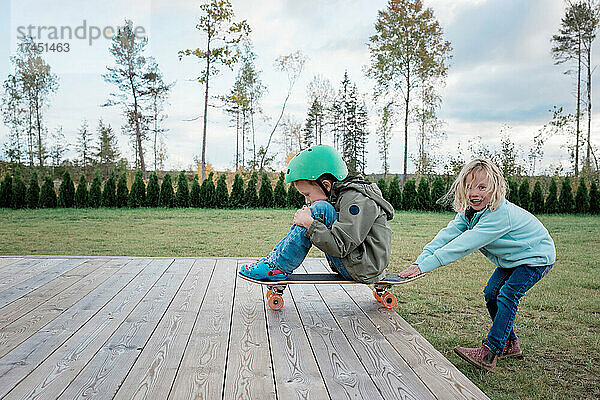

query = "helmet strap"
[315, 179, 331, 198]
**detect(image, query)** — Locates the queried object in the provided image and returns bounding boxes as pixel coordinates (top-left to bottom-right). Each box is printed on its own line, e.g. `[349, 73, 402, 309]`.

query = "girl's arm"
[417, 210, 511, 273]
[414, 213, 468, 265]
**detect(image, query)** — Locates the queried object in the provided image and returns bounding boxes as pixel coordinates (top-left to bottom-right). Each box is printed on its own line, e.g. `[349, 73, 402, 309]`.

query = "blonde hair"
[441, 159, 506, 213]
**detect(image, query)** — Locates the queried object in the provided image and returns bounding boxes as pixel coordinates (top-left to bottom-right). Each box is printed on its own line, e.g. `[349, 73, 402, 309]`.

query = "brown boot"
[454, 344, 498, 372]
[500, 339, 523, 359]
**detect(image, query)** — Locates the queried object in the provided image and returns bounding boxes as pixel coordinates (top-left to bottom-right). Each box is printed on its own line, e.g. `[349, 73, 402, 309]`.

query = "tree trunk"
[403, 76, 410, 183]
[35, 97, 43, 168]
[235, 109, 239, 172]
[575, 32, 581, 177]
[201, 38, 210, 182]
[587, 44, 592, 171]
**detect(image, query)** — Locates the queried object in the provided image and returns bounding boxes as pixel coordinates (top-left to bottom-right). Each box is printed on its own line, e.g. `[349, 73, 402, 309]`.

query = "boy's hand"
[398, 264, 421, 278]
[293, 205, 314, 229]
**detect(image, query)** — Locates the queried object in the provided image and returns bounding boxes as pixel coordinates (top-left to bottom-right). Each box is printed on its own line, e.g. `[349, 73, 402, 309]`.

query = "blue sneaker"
[240, 259, 288, 281]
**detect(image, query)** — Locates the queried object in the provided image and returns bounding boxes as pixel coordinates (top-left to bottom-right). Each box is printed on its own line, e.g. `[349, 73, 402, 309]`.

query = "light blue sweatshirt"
[415, 199, 556, 273]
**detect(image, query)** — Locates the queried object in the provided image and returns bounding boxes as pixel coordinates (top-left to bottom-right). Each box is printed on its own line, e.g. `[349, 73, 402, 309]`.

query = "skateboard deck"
[238, 272, 425, 310]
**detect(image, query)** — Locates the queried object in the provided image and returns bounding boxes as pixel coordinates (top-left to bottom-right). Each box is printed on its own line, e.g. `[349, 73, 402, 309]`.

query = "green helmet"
[285, 145, 348, 183]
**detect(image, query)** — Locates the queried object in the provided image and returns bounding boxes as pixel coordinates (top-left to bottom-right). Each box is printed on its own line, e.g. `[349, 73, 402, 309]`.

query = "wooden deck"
[0, 256, 489, 400]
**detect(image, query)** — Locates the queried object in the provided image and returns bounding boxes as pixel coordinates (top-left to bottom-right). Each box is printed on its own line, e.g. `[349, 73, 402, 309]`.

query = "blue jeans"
[265, 200, 353, 280]
[482, 264, 552, 354]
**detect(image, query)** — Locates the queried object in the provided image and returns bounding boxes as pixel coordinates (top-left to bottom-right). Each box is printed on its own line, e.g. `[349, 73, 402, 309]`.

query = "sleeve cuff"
[418, 255, 442, 273]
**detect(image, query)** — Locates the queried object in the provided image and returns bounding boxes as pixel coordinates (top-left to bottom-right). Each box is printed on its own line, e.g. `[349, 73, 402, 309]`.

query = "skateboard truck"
[264, 282, 398, 311]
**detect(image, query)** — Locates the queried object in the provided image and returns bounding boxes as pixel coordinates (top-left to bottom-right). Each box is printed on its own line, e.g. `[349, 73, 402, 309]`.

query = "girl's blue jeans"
[482, 264, 552, 354]
[265, 200, 353, 280]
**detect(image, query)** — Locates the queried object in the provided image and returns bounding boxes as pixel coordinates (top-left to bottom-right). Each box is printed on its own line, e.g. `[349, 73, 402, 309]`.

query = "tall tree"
[306, 74, 334, 146]
[95, 119, 120, 176]
[49, 126, 68, 175]
[238, 47, 265, 169]
[552, 1, 599, 176]
[376, 102, 394, 177]
[368, 0, 451, 182]
[142, 58, 173, 172]
[259, 51, 306, 171]
[1, 74, 26, 164]
[103, 19, 149, 176]
[76, 120, 93, 172]
[179, 0, 250, 180]
[13, 37, 59, 167]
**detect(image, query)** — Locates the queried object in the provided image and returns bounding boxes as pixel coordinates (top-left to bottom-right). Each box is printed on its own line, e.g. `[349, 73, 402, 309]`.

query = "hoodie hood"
[329, 175, 395, 220]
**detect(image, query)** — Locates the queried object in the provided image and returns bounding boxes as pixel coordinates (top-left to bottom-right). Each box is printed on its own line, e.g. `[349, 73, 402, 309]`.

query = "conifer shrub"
[159, 174, 174, 207]
[416, 177, 431, 211]
[58, 170, 75, 208]
[401, 179, 417, 210]
[200, 172, 216, 208]
[75, 175, 88, 208]
[258, 173, 274, 208]
[101, 171, 117, 207]
[116, 173, 128, 208]
[575, 177, 589, 213]
[530, 181, 545, 214]
[39, 175, 57, 208]
[89, 172, 102, 208]
[506, 177, 519, 204]
[287, 183, 304, 208]
[244, 172, 259, 208]
[388, 176, 402, 210]
[430, 175, 446, 212]
[518, 178, 531, 210]
[26, 172, 40, 209]
[545, 177, 559, 214]
[559, 177, 575, 213]
[215, 174, 229, 208]
[376, 178, 389, 201]
[176, 171, 190, 208]
[229, 174, 245, 208]
[146, 171, 160, 207]
[588, 180, 599, 214]
[190, 174, 201, 208]
[273, 172, 287, 208]
[0, 173, 13, 208]
[128, 170, 146, 208]
[12, 173, 26, 209]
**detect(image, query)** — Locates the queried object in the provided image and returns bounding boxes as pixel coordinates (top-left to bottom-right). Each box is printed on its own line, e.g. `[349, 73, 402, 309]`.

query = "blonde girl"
[399, 159, 555, 371]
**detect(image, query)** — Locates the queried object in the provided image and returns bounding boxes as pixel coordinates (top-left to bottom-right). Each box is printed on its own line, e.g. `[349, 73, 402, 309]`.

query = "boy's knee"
[483, 284, 499, 302]
[309, 200, 337, 227]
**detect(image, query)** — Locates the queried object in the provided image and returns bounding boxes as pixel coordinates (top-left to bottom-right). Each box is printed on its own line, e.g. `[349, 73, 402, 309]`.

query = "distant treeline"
[0, 169, 598, 215]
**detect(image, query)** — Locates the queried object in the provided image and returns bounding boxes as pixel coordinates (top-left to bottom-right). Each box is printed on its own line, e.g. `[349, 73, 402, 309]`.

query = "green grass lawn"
[1, 208, 599, 399]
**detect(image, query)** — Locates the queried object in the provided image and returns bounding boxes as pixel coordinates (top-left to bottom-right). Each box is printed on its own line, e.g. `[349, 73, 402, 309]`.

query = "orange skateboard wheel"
[266, 289, 273, 299]
[373, 290, 381, 302]
[268, 294, 284, 311]
[380, 292, 397, 309]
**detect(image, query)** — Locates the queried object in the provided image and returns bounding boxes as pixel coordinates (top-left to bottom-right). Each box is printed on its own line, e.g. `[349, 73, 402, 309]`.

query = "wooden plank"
[0, 258, 65, 292]
[0, 258, 23, 271]
[0, 257, 152, 398]
[0, 258, 89, 309]
[343, 283, 490, 400]
[290, 263, 384, 400]
[0, 258, 108, 330]
[114, 259, 216, 400]
[57, 258, 195, 400]
[305, 259, 434, 400]
[222, 262, 276, 400]
[0, 258, 127, 358]
[168, 258, 237, 400]
[264, 271, 330, 399]
[2, 258, 175, 400]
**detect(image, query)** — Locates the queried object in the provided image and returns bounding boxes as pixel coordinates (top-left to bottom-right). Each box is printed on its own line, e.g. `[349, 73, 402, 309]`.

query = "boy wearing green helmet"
[240, 145, 394, 283]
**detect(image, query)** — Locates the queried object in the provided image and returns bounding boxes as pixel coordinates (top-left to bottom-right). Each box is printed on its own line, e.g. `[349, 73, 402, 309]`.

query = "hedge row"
[0, 170, 598, 214]
[375, 175, 599, 214]
[0, 170, 305, 210]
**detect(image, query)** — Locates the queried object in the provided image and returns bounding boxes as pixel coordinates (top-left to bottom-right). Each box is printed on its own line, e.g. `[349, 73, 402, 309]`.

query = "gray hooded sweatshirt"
[306, 176, 395, 283]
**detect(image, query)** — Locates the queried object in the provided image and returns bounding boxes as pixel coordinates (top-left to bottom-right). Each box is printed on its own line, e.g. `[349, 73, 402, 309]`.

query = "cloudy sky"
[1, 0, 599, 174]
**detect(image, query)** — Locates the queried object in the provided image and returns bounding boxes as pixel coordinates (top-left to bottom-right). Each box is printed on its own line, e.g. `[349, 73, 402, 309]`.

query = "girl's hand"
[293, 205, 314, 229]
[398, 264, 422, 278]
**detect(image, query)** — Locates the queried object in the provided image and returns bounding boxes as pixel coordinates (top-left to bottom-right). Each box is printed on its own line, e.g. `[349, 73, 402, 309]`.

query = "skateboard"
[238, 272, 424, 311]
